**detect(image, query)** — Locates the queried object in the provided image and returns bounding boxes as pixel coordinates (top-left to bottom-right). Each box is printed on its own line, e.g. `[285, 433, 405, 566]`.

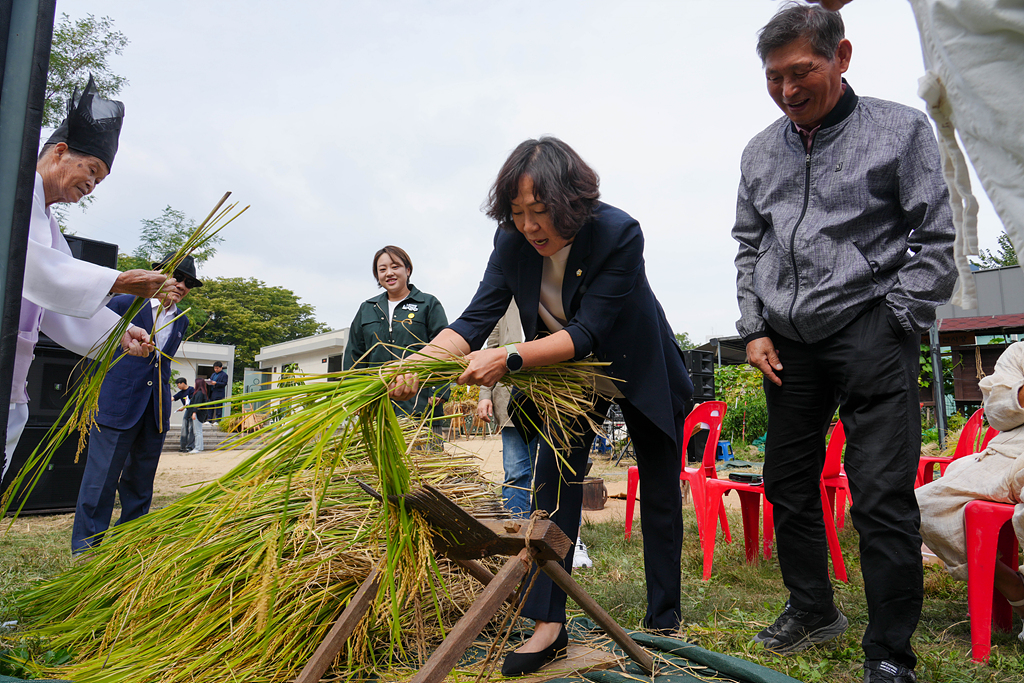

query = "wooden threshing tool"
[295, 483, 655, 683]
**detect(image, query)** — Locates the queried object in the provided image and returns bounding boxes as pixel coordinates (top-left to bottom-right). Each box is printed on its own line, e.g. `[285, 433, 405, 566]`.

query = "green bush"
[714, 364, 768, 444]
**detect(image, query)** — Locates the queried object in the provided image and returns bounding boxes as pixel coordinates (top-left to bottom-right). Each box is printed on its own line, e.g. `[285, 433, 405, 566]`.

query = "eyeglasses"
[173, 271, 201, 289]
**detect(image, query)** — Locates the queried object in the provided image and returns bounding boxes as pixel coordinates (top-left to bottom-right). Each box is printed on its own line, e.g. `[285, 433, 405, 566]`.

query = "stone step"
[161, 424, 252, 452]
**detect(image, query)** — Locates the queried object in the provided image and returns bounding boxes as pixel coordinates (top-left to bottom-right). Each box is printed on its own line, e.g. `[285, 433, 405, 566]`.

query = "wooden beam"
[538, 560, 655, 676]
[410, 548, 533, 683]
[437, 519, 572, 562]
[294, 562, 382, 683]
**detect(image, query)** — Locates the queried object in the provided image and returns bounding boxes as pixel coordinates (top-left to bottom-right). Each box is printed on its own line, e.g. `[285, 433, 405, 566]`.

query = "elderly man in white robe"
[4, 77, 169, 481]
[916, 341, 1024, 642]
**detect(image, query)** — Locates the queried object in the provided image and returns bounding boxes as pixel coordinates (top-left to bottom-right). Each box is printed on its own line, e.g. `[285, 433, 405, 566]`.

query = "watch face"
[507, 352, 524, 372]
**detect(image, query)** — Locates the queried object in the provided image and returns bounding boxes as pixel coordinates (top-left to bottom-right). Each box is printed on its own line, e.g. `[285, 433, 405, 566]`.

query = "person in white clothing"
[917, 342, 1024, 642]
[4, 77, 170, 481]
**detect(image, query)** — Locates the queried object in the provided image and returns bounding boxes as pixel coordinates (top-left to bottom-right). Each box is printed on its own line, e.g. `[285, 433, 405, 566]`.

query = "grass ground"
[572, 509, 1024, 683]
[2, 494, 1023, 681]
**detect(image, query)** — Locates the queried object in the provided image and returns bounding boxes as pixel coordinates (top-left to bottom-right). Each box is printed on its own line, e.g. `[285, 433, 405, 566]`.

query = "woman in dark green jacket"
[343, 245, 449, 417]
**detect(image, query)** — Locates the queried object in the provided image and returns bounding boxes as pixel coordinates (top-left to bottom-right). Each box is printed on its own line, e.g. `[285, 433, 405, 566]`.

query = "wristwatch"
[503, 344, 524, 373]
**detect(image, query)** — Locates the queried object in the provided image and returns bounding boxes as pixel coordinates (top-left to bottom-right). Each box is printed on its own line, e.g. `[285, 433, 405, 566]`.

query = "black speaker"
[1, 425, 89, 514]
[690, 373, 715, 401]
[2, 234, 113, 514]
[63, 234, 119, 268]
[682, 350, 714, 376]
[682, 350, 715, 401]
[24, 338, 87, 428]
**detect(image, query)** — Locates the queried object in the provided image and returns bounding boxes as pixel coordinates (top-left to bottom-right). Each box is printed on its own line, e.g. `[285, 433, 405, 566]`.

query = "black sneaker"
[752, 601, 849, 654]
[863, 660, 917, 682]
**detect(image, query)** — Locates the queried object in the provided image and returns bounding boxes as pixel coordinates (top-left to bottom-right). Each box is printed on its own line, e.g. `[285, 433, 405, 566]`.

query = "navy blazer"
[96, 295, 189, 431]
[448, 202, 693, 445]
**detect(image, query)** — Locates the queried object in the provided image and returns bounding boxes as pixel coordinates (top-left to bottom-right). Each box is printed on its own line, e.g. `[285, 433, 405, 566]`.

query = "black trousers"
[764, 301, 923, 668]
[520, 396, 683, 630]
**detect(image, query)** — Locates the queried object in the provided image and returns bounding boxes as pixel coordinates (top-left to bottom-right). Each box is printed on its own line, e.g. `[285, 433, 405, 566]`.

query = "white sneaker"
[572, 537, 593, 569]
[188, 449, 201, 454]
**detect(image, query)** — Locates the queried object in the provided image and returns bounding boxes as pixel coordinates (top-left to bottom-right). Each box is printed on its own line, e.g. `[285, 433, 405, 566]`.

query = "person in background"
[189, 375, 210, 453]
[5, 77, 168, 482]
[477, 300, 533, 517]
[71, 254, 198, 553]
[390, 137, 692, 676]
[732, 5, 955, 682]
[916, 341, 1024, 643]
[173, 377, 194, 453]
[206, 361, 228, 421]
[343, 246, 450, 424]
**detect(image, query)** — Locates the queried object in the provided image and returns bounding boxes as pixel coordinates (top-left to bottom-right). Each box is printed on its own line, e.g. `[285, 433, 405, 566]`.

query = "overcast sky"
[57, 0, 1004, 345]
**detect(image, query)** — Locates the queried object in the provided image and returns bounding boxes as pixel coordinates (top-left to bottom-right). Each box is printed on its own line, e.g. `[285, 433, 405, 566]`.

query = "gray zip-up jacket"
[733, 83, 956, 345]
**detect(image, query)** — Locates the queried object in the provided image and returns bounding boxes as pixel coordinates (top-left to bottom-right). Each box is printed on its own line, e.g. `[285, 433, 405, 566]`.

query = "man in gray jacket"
[732, 5, 955, 682]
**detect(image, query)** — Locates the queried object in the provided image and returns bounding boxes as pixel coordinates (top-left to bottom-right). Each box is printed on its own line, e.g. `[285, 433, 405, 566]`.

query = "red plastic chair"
[964, 500, 1021, 663]
[916, 407, 987, 487]
[624, 401, 727, 543]
[821, 420, 851, 530]
[701, 454, 848, 582]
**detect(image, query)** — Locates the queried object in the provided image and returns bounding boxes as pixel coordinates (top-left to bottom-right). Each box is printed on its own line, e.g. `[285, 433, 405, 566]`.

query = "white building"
[254, 329, 349, 381]
[169, 341, 235, 427]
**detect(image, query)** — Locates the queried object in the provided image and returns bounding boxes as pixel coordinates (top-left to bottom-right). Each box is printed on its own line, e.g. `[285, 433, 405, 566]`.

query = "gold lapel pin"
[576, 269, 582, 277]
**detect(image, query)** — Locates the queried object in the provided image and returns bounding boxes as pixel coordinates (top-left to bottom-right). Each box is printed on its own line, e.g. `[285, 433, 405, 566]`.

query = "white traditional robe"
[4, 174, 123, 478]
[909, 0, 1024, 307]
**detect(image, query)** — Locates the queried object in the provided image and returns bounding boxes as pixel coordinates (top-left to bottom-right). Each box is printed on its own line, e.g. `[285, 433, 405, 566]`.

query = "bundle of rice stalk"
[12, 358, 599, 682]
[1, 193, 249, 522]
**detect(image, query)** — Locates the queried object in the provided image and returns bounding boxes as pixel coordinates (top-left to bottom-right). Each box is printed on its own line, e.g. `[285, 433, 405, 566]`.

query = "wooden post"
[294, 562, 382, 683]
[410, 548, 533, 683]
[538, 560, 655, 675]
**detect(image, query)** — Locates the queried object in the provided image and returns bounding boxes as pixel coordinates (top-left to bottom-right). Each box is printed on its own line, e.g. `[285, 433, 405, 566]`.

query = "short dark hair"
[213, 361, 223, 369]
[176, 377, 187, 384]
[756, 2, 845, 65]
[485, 137, 600, 240]
[372, 246, 413, 284]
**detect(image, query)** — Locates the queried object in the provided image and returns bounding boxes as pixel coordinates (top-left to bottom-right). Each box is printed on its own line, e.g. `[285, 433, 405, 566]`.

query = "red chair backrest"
[953, 407, 987, 460]
[681, 401, 727, 477]
[821, 420, 846, 479]
[981, 426, 998, 450]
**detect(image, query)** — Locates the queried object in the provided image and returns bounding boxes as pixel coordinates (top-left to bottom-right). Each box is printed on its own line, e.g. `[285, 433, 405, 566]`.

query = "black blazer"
[96, 295, 190, 431]
[448, 202, 692, 445]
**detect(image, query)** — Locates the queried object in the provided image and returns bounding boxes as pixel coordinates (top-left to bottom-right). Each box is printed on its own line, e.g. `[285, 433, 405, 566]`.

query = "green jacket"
[343, 285, 449, 416]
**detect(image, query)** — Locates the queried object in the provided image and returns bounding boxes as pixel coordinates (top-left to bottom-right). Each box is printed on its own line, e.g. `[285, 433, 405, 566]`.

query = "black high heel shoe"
[501, 624, 569, 676]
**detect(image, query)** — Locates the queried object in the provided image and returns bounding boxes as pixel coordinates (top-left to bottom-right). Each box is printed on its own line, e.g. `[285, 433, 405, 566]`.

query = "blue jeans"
[501, 427, 536, 518]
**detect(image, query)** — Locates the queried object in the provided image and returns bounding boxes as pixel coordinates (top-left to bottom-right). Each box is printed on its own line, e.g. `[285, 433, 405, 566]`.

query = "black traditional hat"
[45, 75, 125, 172]
[152, 253, 204, 289]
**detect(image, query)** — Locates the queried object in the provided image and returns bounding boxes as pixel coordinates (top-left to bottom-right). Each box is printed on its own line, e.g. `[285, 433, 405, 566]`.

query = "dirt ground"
[4, 436, 749, 538]
[152, 435, 749, 526]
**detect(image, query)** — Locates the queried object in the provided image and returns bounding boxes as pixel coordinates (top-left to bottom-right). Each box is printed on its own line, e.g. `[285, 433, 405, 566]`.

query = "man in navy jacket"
[72, 255, 199, 553]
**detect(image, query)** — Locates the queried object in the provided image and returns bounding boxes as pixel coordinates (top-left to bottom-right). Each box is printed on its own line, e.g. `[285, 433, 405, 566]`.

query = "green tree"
[117, 206, 223, 331]
[972, 232, 1018, 269]
[46, 13, 129, 229]
[124, 206, 223, 266]
[675, 332, 697, 350]
[186, 278, 331, 370]
[45, 13, 129, 128]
